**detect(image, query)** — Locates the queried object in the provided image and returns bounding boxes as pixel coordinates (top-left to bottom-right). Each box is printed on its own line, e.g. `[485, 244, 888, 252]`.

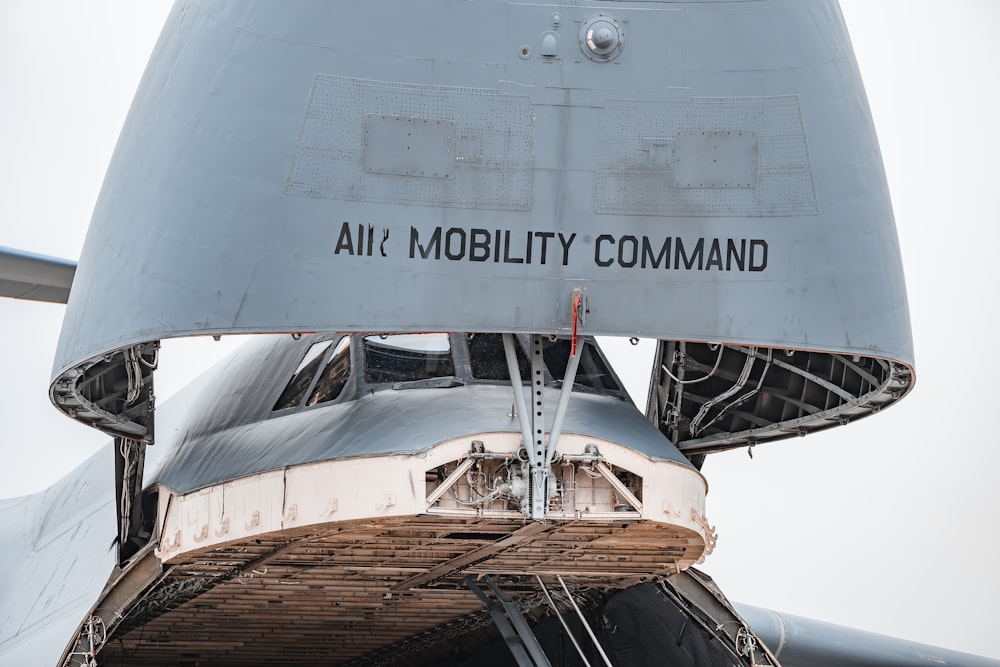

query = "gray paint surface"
[53, 0, 912, 379]
[737, 603, 1000, 667]
[0, 247, 75, 304]
[146, 334, 692, 494]
[0, 447, 116, 665]
[0, 1, 943, 663]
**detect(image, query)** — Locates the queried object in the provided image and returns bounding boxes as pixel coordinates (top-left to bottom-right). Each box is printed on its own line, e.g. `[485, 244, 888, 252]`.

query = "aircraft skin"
[1, 0, 996, 665]
[1, 329, 996, 665]
[0, 246, 75, 304]
[51, 0, 913, 373]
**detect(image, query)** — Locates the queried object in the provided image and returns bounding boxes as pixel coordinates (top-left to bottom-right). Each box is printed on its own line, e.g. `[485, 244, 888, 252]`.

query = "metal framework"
[649, 341, 913, 457]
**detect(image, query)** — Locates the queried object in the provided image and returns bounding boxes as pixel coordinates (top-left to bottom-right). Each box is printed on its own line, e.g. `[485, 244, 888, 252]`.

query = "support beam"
[465, 575, 551, 667]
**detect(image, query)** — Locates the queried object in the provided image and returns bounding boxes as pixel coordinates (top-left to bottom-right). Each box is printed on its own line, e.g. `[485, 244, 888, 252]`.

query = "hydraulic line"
[689, 346, 757, 436]
[557, 576, 612, 667]
[536, 576, 591, 667]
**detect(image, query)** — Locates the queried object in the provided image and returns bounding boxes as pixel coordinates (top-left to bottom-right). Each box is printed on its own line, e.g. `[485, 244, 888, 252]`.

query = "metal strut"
[528, 334, 549, 519]
[536, 576, 592, 667]
[502, 331, 582, 520]
[465, 575, 552, 667]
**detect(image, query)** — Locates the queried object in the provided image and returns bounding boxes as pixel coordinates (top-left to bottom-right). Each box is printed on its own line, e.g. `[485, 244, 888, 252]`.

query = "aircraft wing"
[0, 246, 76, 304]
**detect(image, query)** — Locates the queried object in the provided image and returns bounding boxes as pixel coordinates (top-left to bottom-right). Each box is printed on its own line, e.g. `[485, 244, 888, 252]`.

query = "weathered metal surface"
[98, 516, 708, 666]
[52, 0, 912, 385]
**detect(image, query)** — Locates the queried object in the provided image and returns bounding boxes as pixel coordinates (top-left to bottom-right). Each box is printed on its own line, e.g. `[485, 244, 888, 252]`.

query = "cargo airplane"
[1, 1, 998, 665]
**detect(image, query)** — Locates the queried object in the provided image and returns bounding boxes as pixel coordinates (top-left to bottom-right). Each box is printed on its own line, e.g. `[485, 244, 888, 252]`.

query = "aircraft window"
[272, 339, 334, 410]
[306, 337, 352, 406]
[542, 339, 621, 393]
[467, 333, 529, 381]
[364, 334, 455, 384]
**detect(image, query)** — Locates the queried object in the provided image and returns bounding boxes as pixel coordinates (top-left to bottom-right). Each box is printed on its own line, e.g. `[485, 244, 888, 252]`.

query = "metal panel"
[0, 447, 116, 665]
[287, 75, 534, 210]
[363, 114, 456, 178]
[51, 0, 913, 388]
[672, 130, 757, 189]
[595, 97, 815, 216]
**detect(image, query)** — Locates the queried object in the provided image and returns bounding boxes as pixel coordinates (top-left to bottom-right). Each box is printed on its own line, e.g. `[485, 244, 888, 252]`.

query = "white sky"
[1, 0, 998, 661]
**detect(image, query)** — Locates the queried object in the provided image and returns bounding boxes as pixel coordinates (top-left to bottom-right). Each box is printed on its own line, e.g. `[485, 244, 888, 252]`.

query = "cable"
[697, 348, 773, 434]
[536, 576, 591, 667]
[447, 484, 500, 506]
[123, 345, 145, 405]
[557, 576, 613, 667]
[139, 344, 159, 369]
[689, 346, 757, 436]
[118, 439, 135, 541]
[660, 343, 725, 385]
